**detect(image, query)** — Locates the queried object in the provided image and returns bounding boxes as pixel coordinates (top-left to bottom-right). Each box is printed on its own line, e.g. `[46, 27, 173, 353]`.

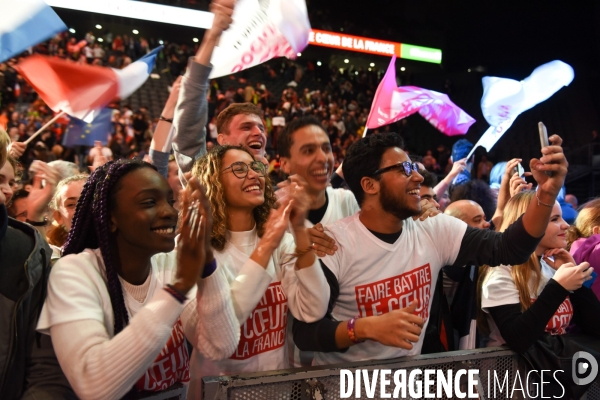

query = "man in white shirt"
[88, 141, 113, 167]
[277, 116, 359, 232]
[293, 131, 569, 365]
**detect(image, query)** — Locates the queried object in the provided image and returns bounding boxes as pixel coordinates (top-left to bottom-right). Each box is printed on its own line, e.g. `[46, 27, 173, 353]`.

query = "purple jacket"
[570, 234, 600, 299]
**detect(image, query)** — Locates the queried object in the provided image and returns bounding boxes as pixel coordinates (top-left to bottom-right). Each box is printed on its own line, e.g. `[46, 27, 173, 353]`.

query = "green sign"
[400, 44, 442, 64]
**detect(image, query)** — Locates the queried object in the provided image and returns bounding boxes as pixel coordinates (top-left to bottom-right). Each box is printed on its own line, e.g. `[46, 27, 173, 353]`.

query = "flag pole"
[24, 111, 66, 145]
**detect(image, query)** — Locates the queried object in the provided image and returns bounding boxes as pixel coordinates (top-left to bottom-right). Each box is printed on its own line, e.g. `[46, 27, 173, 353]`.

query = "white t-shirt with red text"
[191, 227, 328, 376]
[481, 260, 573, 347]
[313, 212, 467, 365]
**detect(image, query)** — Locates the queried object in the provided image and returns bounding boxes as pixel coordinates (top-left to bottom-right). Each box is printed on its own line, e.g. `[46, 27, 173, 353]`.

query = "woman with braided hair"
[37, 158, 239, 399]
[186, 145, 328, 393]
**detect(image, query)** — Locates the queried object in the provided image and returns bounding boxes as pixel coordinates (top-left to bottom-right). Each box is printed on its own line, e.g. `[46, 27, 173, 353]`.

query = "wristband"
[347, 316, 364, 344]
[159, 115, 173, 123]
[164, 284, 187, 303]
[201, 259, 217, 278]
[535, 192, 553, 207]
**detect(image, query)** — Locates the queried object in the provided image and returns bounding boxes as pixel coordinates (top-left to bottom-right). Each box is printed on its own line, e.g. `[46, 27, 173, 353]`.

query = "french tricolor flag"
[0, 0, 67, 62]
[15, 47, 162, 121]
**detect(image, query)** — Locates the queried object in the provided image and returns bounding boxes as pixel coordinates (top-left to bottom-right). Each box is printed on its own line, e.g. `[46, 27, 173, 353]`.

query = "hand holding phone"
[538, 122, 553, 177]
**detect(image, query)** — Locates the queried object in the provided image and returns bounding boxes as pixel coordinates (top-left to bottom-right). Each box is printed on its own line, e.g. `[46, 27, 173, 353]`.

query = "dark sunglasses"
[222, 161, 266, 179]
[372, 161, 420, 177]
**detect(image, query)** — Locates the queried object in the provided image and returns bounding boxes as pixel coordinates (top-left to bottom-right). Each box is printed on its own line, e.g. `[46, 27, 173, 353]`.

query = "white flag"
[468, 60, 574, 158]
[208, 0, 310, 79]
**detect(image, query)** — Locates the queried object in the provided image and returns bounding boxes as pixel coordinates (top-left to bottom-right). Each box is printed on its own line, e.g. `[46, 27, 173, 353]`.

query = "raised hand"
[175, 177, 212, 294]
[530, 134, 568, 199]
[8, 141, 26, 159]
[277, 174, 311, 229]
[264, 197, 293, 247]
[208, 0, 235, 38]
[509, 172, 533, 197]
[27, 161, 60, 223]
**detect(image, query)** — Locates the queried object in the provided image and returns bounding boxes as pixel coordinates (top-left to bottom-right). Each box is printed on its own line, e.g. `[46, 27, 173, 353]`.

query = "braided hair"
[63, 159, 156, 335]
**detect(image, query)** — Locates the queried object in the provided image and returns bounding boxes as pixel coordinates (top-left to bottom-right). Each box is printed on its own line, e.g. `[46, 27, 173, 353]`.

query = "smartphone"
[538, 122, 549, 148]
[537, 122, 552, 177]
[583, 271, 597, 289]
[512, 162, 525, 177]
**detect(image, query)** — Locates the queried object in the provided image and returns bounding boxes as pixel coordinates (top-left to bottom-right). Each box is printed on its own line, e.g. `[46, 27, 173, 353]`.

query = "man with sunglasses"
[293, 132, 570, 365]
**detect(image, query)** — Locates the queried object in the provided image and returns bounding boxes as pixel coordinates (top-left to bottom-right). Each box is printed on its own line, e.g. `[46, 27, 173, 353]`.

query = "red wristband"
[347, 316, 364, 344]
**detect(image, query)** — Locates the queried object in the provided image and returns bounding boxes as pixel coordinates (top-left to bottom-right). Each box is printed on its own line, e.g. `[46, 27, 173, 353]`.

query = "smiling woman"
[36, 158, 240, 399]
[187, 145, 329, 396]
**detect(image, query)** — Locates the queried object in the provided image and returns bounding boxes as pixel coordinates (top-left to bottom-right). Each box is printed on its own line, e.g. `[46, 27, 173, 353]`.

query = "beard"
[379, 179, 421, 220]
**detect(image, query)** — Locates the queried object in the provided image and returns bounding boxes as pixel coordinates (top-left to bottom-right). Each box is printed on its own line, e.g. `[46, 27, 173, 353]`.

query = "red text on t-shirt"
[531, 296, 573, 335]
[355, 264, 432, 321]
[136, 319, 190, 391]
[231, 281, 288, 360]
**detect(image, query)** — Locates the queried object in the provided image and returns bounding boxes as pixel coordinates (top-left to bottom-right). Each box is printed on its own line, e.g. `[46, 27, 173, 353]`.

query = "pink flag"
[366, 55, 475, 136]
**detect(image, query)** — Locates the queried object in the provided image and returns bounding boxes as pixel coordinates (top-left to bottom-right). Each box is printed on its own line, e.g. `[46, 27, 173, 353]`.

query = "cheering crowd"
[1, 0, 600, 399]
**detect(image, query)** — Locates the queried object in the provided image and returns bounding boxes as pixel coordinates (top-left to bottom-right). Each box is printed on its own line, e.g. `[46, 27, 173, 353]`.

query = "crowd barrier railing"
[200, 347, 600, 400]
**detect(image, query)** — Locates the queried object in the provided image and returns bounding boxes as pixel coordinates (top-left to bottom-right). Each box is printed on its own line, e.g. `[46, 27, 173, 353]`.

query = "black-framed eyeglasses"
[222, 161, 266, 179]
[372, 161, 420, 177]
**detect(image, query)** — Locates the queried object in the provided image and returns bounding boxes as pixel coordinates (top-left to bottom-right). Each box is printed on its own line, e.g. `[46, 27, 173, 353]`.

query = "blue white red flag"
[0, 0, 66, 62]
[15, 47, 162, 122]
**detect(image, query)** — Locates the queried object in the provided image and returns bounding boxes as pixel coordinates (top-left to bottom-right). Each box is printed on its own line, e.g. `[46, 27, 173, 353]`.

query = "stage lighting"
[370, 63, 375, 67]
[193, 38, 199, 42]
[95, 24, 102, 29]
[401, 67, 406, 71]
[68, 28, 75, 33]
[317, 61, 322, 66]
[132, 29, 139, 34]
[344, 59, 349, 63]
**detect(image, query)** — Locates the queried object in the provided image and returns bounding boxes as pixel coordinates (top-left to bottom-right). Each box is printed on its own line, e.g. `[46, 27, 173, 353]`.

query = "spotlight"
[370, 62, 375, 67]
[468, 68, 472, 72]
[98, 38, 104, 42]
[95, 24, 102, 29]
[297, 52, 301, 57]
[368, 68, 372, 71]
[400, 67, 406, 71]
[355, 71, 358, 75]
[317, 61, 322, 66]
[69, 28, 76, 33]
[344, 59, 349, 64]
[132, 29, 139, 34]
[159, 40, 164, 45]
[193, 38, 199, 43]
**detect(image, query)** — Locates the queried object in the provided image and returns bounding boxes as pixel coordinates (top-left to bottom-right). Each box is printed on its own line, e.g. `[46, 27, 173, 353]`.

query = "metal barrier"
[201, 347, 600, 400]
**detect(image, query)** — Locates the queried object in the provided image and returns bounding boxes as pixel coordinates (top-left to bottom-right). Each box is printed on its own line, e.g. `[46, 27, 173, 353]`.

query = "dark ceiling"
[55, 0, 600, 77]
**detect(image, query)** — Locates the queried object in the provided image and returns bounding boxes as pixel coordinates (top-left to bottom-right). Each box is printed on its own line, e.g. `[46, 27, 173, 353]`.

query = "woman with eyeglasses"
[187, 145, 328, 393]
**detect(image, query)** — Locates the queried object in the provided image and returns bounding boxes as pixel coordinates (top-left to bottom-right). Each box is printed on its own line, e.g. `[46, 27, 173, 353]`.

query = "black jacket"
[0, 206, 74, 399]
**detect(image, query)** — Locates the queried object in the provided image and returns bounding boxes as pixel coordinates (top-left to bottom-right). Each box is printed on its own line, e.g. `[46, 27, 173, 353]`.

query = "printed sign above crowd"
[209, 0, 311, 79]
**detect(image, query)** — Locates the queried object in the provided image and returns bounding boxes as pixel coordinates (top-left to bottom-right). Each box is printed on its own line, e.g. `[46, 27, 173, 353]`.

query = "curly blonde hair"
[191, 145, 277, 251]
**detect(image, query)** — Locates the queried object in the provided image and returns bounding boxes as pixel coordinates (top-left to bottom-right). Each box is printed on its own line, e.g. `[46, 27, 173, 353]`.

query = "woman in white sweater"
[37, 159, 239, 399]
[188, 145, 329, 383]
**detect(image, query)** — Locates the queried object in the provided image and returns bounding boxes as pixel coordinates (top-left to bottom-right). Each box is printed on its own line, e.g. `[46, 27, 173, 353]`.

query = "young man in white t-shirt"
[277, 116, 360, 231]
[293, 132, 569, 365]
